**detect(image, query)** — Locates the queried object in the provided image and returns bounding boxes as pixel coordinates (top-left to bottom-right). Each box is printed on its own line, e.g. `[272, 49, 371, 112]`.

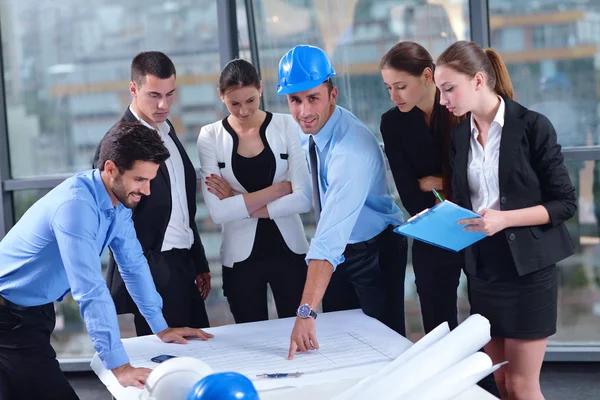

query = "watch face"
[297, 304, 311, 318]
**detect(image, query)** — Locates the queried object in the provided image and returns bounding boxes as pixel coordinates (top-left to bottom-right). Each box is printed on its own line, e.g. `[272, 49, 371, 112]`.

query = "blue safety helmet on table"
[277, 45, 336, 95]
[187, 371, 259, 400]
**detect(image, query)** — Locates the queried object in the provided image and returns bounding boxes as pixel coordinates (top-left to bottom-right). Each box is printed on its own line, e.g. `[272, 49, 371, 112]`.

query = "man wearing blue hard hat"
[277, 45, 407, 359]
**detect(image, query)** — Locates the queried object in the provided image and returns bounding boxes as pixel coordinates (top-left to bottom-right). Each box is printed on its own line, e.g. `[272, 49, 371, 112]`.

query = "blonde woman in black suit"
[435, 41, 576, 399]
[198, 59, 312, 323]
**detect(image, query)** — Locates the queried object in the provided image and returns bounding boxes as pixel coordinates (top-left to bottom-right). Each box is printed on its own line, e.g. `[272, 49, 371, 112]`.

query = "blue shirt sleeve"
[110, 211, 168, 334]
[306, 151, 377, 270]
[51, 200, 130, 370]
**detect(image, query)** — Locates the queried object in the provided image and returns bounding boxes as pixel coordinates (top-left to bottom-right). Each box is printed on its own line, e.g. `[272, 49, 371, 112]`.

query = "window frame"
[0, 0, 597, 369]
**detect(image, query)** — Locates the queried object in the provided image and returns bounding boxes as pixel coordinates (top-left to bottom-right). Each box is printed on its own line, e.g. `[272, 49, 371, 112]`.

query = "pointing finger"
[288, 341, 297, 360]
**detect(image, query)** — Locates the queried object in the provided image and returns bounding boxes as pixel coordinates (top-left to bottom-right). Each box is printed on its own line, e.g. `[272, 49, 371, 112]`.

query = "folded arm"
[265, 120, 312, 218]
[198, 127, 288, 223]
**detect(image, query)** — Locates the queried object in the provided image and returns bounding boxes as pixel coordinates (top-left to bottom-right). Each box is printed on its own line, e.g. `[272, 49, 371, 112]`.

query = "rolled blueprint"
[331, 322, 450, 400]
[344, 314, 491, 400]
[399, 352, 505, 400]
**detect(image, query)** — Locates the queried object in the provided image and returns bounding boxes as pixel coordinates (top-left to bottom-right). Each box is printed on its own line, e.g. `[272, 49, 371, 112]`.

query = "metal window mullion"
[469, 0, 491, 47]
[243, 0, 264, 110]
[0, 16, 15, 237]
[216, 0, 239, 68]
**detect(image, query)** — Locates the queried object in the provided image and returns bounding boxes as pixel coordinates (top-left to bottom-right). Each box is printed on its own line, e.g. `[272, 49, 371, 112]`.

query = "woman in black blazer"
[379, 42, 464, 333]
[435, 41, 576, 399]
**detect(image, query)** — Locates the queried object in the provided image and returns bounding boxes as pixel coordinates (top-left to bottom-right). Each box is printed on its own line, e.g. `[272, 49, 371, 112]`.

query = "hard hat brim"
[276, 72, 336, 95]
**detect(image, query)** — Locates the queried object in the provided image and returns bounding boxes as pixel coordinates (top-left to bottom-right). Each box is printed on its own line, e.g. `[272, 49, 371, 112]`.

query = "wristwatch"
[296, 303, 317, 319]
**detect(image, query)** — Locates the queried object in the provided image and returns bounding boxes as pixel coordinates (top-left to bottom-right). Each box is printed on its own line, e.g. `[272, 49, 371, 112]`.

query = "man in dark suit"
[94, 51, 211, 335]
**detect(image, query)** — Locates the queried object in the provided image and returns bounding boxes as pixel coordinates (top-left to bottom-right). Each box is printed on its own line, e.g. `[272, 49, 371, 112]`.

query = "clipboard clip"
[407, 208, 430, 224]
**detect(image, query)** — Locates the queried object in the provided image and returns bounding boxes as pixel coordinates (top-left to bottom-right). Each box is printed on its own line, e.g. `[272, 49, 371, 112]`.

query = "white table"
[91, 310, 497, 400]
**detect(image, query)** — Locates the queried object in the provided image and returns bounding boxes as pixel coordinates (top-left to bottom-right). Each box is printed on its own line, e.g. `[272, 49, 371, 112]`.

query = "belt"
[163, 248, 191, 257]
[346, 226, 392, 251]
[0, 295, 33, 312]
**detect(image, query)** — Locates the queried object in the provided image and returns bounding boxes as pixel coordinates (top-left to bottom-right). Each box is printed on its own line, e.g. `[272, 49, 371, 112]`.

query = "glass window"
[1, 0, 224, 178]
[250, 0, 470, 140]
[251, 0, 471, 339]
[2, 0, 232, 360]
[554, 160, 600, 343]
[489, 2, 599, 150]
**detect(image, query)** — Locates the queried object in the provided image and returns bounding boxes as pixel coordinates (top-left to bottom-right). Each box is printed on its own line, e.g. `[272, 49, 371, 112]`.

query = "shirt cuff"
[266, 199, 282, 219]
[101, 344, 130, 370]
[147, 314, 169, 334]
[306, 240, 344, 271]
[209, 194, 250, 223]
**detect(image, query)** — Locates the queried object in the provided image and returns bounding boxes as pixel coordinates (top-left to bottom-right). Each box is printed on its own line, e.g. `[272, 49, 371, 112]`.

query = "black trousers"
[412, 240, 463, 333]
[0, 302, 79, 400]
[134, 248, 209, 336]
[322, 226, 408, 335]
[222, 250, 307, 323]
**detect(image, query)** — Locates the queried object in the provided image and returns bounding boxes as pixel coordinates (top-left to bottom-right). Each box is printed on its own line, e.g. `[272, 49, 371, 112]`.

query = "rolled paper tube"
[332, 322, 450, 400]
[347, 314, 491, 400]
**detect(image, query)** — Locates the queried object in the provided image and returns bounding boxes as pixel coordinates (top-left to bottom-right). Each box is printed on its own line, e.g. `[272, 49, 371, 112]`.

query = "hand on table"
[157, 327, 214, 344]
[111, 363, 151, 389]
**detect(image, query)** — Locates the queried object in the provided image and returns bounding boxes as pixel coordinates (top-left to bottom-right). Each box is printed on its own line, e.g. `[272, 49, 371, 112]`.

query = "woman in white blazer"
[197, 59, 312, 323]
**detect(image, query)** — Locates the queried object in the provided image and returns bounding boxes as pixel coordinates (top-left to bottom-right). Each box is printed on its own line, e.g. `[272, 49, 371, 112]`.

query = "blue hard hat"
[187, 372, 259, 400]
[277, 45, 337, 95]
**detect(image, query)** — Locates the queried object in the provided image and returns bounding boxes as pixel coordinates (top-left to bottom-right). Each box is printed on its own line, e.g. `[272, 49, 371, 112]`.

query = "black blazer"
[450, 97, 576, 276]
[380, 106, 443, 217]
[93, 108, 209, 314]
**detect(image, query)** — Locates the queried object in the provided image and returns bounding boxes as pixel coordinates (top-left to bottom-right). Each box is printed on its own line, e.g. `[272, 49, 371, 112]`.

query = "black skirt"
[468, 233, 558, 339]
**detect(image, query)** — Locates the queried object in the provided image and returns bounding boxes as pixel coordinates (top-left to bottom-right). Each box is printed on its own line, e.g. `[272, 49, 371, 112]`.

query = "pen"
[256, 372, 302, 378]
[432, 188, 444, 203]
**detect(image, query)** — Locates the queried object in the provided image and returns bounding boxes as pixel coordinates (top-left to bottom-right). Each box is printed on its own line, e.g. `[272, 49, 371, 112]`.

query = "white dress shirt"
[467, 96, 505, 212]
[129, 107, 194, 251]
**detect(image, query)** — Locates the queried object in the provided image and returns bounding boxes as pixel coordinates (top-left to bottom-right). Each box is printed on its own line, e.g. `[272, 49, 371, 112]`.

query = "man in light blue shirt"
[0, 122, 213, 399]
[277, 45, 408, 359]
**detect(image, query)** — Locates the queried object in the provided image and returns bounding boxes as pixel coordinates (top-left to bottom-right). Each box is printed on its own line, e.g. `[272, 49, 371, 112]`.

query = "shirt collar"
[92, 169, 117, 211]
[129, 106, 171, 136]
[311, 106, 342, 151]
[470, 96, 505, 136]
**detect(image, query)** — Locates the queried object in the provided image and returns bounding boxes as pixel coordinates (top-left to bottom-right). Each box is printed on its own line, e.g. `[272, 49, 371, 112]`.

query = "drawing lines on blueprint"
[132, 332, 394, 377]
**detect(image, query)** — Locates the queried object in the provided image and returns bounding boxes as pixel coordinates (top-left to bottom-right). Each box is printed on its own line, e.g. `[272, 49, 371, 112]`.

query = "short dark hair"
[131, 51, 176, 87]
[98, 122, 170, 172]
[218, 59, 261, 94]
[323, 78, 334, 94]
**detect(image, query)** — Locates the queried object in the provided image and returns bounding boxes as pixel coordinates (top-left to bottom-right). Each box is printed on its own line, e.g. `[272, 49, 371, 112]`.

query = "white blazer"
[197, 112, 312, 268]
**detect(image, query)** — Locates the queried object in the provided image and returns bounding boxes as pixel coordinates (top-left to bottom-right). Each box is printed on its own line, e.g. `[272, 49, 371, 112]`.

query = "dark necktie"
[309, 135, 322, 225]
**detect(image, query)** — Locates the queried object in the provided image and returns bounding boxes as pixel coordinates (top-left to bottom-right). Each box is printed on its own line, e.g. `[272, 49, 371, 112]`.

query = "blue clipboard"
[394, 201, 486, 252]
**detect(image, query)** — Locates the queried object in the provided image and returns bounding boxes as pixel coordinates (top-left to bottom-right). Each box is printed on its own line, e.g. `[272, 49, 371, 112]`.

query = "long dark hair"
[218, 59, 261, 94]
[381, 41, 462, 200]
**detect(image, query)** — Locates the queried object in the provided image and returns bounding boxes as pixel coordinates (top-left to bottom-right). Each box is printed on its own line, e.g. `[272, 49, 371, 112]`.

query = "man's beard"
[111, 175, 142, 209]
